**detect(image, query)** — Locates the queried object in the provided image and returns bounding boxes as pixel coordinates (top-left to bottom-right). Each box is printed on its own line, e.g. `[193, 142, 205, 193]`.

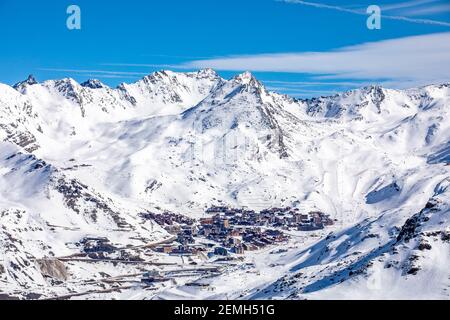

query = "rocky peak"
[25, 75, 37, 86]
[51, 78, 82, 96]
[50, 78, 90, 111]
[13, 75, 38, 92]
[361, 85, 385, 97]
[231, 72, 266, 93]
[234, 71, 258, 85]
[81, 79, 107, 89]
[137, 70, 178, 87]
[196, 68, 219, 79]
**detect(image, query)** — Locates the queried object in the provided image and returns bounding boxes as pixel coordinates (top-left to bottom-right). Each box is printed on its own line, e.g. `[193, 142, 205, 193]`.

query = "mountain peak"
[13, 74, 38, 91]
[25, 74, 37, 85]
[81, 79, 107, 89]
[360, 84, 384, 93]
[139, 70, 178, 84]
[148, 69, 220, 81]
[234, 71, 256, 84]
[152, 70, 175, 78]
[232, 71, 266, 91]
[196, 68, 219, 78]
[52, 78, 81, 91]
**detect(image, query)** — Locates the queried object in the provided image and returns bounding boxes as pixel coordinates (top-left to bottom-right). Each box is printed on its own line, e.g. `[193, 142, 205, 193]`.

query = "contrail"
[280, 0, 450, 27]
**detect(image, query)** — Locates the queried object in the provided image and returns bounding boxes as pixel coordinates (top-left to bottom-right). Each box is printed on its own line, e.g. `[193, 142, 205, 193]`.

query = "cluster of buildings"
[296, 211, 335, 231]
[199, 214, 289, 256]
[206, 206, 334, 231]
[141, 211, 195, 228]
[79, 237, 117, 254]
[147, 206, 335, 258]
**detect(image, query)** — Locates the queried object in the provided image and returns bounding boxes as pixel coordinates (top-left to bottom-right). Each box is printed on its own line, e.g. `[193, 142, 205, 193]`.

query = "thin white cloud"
[38, 68, 150, 77]
[266, 86, 339, 95]
[38, 68, 148, 76]
[37, 68, 154, 81]
[178, 32, 450, 88]
[381, 0, 440, 12]
[138, 54, 214, 60]
[263, 80, 370, 87]
[280, 0, 450, 27]
[100, 63, 180, 69]
[79, 74, 140, 79]
[402, 4, 450, 16]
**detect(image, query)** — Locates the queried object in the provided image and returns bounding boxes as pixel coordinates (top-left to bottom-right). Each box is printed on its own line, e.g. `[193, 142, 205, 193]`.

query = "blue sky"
[1, 0, 449, 97]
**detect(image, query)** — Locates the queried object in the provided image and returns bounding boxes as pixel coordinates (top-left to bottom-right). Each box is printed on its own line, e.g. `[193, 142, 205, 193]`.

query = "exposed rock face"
[36, 258, 68, 281]
[13, 75, 38, 92]
[81, 79, 106, 89]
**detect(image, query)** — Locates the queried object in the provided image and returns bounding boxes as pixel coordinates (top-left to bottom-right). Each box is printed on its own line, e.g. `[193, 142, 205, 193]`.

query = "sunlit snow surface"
[0, 70, 449, 299]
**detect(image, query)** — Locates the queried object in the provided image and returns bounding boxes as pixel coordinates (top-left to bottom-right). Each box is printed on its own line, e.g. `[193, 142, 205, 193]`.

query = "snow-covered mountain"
[0, 70, 449, 299]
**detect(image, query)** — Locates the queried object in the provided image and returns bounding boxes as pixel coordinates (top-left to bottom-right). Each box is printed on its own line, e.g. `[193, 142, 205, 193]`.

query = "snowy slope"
[246, 178, 450, 300]
[0, 70, 449, 299]
[0, 142, 166, 295]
